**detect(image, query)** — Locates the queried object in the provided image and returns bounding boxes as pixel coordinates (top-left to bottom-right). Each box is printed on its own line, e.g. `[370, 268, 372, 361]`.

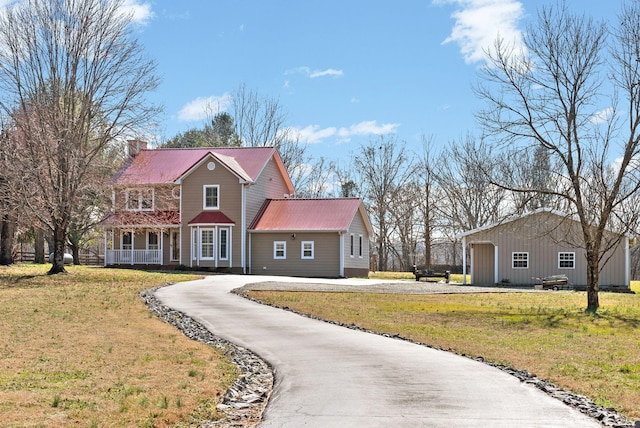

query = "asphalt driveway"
[154, 275, 600, 428]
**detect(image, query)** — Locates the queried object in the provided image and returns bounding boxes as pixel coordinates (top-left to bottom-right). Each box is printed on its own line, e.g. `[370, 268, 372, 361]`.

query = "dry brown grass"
[248, 283, 640, 420]
[0, 264, 236, 428]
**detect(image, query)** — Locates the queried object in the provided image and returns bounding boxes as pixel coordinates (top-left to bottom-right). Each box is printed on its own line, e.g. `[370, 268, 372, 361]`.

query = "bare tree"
[231, 84, 310, 177]
[0, 0, 160, 274]
[415, 135, 441, 268]
[475, 2, 640, 311]
[434, 135, 507, 234]
[354, 136, 415, 271]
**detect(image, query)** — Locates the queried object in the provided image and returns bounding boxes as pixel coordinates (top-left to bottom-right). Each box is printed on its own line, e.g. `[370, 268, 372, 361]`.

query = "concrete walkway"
[155, 275, 600, 428]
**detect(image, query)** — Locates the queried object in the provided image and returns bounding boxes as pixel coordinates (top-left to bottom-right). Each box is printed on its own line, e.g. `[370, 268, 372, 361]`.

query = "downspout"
[339, 231, 344, 277]
[248, 231, 252, 274]
[241, 183, 247, 274]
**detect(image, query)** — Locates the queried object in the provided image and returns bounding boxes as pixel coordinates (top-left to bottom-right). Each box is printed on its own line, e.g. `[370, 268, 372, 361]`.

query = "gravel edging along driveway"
[142, 280, 638, 428]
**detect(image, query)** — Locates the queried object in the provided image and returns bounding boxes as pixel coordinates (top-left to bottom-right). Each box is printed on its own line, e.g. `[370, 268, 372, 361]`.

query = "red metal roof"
[112, 146, 283, 186]
[99, 210, 180, 227]
[187, 211, 235, 225]
[249, 198, 366, 231]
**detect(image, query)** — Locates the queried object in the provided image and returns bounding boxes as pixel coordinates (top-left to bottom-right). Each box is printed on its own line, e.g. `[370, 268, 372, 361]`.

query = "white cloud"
[120, 0, 154, 25]
[289, 120, 399, 145]
[439, 0, 526, 64]
[177, 94, 232, 122]
[286, 66, 344, 79]
[591, 107, 613, 125]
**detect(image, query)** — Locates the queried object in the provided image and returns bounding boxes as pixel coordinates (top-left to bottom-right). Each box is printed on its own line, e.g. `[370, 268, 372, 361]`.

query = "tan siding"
[465, 212, 628, 287]
[246, 157, 291, 224]
[472, 243, 495, 285]
[344, 209, 370, 272]
[180, 157, 243, 267]
[251, 232, 340, 277]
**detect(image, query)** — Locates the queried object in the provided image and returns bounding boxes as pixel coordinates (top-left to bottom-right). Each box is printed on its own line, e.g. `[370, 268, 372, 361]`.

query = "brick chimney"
[127, 139, 148, 157]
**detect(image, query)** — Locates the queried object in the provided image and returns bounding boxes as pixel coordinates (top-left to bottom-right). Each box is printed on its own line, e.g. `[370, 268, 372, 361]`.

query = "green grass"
[248, 280, 640, 420]
[0, 264, 237, 427]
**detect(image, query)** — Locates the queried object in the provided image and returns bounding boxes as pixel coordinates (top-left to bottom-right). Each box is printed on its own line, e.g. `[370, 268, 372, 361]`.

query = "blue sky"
[125, 0, 616, 161]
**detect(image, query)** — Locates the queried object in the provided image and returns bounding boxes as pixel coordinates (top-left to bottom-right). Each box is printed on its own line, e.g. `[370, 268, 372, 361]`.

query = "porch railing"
[105, 249, 161, 265]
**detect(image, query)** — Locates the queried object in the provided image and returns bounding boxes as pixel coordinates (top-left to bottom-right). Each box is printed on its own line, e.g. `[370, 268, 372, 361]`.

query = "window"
[274, 241, 286, 259]
[126, 189, 153, 211]
[358, 235, 363, 258]
[147, 231, 159, 250]
[350, 234, 354, 257]
[219, 228, 229, 260]
[558, 252, 575, 269]
[203, 185, 219, 210]
[512, 252, 529, 269]
[121, 231, 132, 250]
[301, 241, 314, 259]
[200, 229, 215, 259]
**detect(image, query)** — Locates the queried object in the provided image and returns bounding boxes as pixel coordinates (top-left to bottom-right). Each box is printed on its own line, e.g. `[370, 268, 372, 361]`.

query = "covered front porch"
[103, 226, 181, 267]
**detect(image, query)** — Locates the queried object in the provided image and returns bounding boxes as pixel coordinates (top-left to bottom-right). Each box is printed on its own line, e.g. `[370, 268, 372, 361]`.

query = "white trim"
[512, 252, 529, 269]
[200, 228, 216, 260]
[125, 188, 154, 211]
[203, 185, 220, 210]
[274, 241, 286, 259]
[494, 245, 499, 284]
[241, 184, 246, 273]
[558, 251, 576, 269]
[625, 238, 630, 286]
[339, 232, 344, 277]
[462, 237, 467, 285]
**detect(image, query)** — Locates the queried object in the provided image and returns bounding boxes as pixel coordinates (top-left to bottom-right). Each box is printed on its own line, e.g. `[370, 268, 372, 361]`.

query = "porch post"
[160, 229, 164, 266]
[462, 237, 467, 285]
[130, 230, 135, 266]
[494, 245, 499, 285]
[103, 229, 108, 267]
[625, 237, 630, 287]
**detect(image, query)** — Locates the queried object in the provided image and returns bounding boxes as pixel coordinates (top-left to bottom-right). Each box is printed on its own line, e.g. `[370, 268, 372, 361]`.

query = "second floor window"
[203, 185, 220, 210]
[126, 189, 153, 211]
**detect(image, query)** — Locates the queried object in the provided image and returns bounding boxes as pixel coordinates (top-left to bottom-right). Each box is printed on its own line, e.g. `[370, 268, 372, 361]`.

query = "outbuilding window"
[558, 252, 575, 269]
[512, 252, 528, 269]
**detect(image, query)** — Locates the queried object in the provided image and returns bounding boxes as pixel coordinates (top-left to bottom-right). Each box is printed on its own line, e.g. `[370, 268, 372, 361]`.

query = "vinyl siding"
[344, 209, 370, 271]
[180, 157, 242, 267]
[465, 212, 628, 286]
[472, 243, 495, 285]
[245, 157, 291, 223]
[250, 232, 340, 277]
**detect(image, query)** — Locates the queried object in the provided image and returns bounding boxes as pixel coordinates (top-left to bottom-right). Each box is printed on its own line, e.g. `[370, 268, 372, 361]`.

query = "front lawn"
[0, 264, 235, 427]
[248, 281, 640, 420]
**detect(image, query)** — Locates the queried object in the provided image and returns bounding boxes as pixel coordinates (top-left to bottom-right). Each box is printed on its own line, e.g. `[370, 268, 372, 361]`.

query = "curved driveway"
[155, 275, 599, 428]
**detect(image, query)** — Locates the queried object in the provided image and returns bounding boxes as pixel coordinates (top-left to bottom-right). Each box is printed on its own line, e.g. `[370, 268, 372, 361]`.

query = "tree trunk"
[34, 228, 45, 264]
[586, 249, 600, 312]
[0, 213, 15, 265]
[69, 239, 80, 265]
[48, 223, 67, 274]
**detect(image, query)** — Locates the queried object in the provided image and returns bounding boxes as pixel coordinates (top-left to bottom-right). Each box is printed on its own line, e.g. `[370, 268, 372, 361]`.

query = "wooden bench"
[413, 266, 450, 283]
